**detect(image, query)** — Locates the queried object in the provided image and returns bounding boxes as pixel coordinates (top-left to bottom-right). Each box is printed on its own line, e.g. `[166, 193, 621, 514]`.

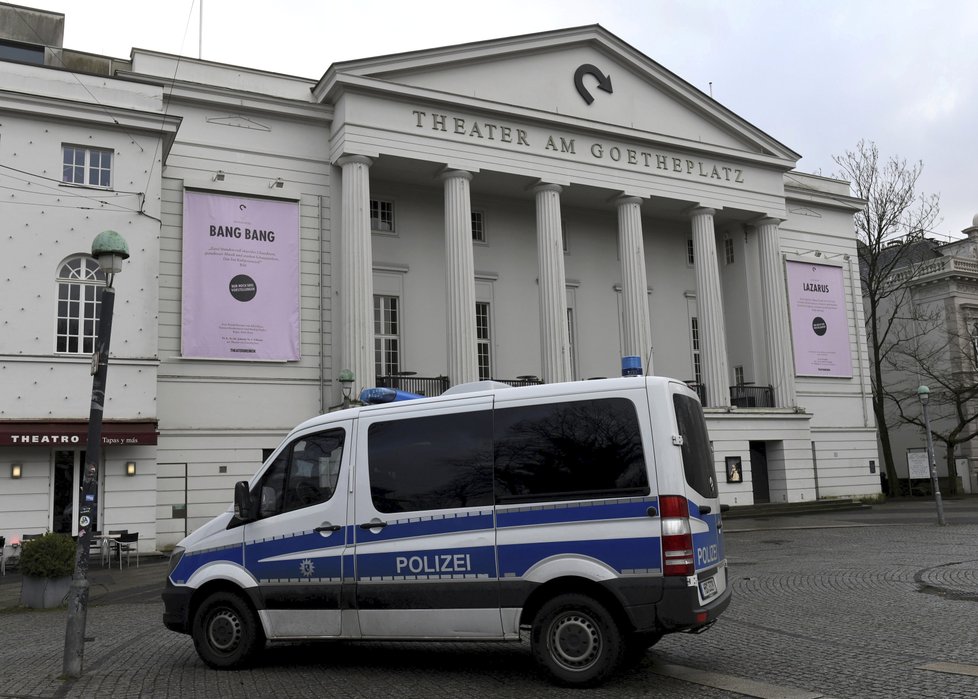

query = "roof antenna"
[645, 346, 654, 376]
[709, 81, 713, 98]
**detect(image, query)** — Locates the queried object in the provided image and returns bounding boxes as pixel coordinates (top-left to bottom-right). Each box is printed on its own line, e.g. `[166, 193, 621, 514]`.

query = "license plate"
[700, 576, 718, 599]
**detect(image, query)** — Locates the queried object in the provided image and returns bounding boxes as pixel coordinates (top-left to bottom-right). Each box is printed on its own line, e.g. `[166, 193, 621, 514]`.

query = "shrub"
[19, 533, 76, 578]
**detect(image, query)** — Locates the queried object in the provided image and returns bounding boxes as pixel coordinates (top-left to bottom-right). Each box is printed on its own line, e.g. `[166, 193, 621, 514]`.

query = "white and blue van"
[163, 376, 729, 686]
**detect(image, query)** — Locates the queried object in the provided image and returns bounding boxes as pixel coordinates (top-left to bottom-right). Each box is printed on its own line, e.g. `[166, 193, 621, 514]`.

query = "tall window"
[472, 210, 486, 243]
[690, 316, 702, 385]
[370, 199, 394, 232]
[63, 145, 113, 188]
[374, 295, 400, 376]
[56, 256, 105, 354]
[724, 237, 735, 264]
[476, 301, 491, 380]
[686, 239, 695, 265]
[567, 307, 577, 379]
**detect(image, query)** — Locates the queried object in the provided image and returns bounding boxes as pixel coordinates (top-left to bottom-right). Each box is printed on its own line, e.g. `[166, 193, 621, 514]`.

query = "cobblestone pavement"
[1, 499, 977, 698]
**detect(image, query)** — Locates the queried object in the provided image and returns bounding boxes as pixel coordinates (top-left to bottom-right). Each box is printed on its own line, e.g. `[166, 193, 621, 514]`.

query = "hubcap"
[549, 612, 600, 670]
[207, 609, 242, 653]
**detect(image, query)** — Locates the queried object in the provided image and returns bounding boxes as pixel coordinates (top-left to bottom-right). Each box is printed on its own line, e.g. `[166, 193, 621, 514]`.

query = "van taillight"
[660, 495, 694, 577]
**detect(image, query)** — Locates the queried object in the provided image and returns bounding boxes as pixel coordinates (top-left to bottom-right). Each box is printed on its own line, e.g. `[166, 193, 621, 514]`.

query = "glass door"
[52, 450, 89, 536]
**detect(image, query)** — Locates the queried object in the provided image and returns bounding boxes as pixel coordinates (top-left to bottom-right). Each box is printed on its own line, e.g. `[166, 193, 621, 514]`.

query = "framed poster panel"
[785, 261, 853, 377]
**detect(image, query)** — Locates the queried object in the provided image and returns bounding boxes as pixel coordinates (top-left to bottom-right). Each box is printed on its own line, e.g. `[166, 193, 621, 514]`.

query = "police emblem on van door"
[299, 559, 315, 578]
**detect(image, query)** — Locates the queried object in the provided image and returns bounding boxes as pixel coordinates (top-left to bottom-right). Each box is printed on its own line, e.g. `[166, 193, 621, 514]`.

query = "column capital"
[752, 216, 785, 228]
[614, 195, 645, 208]
[335, 154, 373, 168]
[440, 168, 474, 183]
[687, 205, 716, 219]
[530, 182, 563, 195]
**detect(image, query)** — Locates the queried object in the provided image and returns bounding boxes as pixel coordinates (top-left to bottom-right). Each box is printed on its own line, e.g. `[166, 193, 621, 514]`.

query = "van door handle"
[700, 506, 712, 515]
[315, 523, 341, 533]
[359, 520, 388, 530]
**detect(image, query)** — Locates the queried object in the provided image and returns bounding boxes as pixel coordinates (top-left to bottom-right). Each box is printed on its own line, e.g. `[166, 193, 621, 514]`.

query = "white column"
[533, 183, 572, 383]
[690, 207, 730, 407]
[336, 155, 375, 392]
[617, 195, 653, 373]
[442, 170, 479, 386]
[756, 217, 797, 407]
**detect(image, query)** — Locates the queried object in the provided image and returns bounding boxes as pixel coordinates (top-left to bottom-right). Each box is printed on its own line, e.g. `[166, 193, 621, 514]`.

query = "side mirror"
[234, 481, 255, 521]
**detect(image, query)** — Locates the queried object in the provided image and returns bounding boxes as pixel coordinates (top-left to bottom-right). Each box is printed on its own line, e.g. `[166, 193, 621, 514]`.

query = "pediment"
[316, 25, 799, 164]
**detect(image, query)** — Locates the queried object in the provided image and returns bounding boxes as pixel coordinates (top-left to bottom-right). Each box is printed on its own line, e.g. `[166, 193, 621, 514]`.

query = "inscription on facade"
[411, 109, 746, 185]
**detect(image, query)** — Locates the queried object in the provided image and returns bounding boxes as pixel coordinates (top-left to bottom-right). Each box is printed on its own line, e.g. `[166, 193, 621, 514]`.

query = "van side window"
[255, 430, 345, 517]
[673, 394, 718, 498]
[494, 398, 649, 503]
[368, 411, 493, 513]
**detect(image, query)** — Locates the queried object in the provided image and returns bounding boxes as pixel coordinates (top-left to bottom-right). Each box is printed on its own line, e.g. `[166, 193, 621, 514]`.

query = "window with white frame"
[476, 301, 492, 380]
[567, 307, 577, 379]
[370, 199, 394, 233]
[374, 295, 400, 376]
[724, 237, 735, 264]
[687, 239, 695, 265]
[63, 145, 113, 188]
[56, 255, 105, 354]
[735, 365, 745, 385]
[472, 210, 486, 243]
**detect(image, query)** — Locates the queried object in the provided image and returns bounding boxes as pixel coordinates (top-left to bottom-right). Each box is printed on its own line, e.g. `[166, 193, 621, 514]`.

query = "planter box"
[20, 575, 72, 608]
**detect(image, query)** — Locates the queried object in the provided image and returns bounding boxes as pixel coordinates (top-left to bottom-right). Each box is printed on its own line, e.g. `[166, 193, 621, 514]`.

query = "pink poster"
[785, 261, 852, 377]
[181, 191, 300, 360]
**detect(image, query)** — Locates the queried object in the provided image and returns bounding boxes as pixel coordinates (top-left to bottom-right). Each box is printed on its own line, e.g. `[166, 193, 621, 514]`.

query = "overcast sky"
[20, 0, 978, 241]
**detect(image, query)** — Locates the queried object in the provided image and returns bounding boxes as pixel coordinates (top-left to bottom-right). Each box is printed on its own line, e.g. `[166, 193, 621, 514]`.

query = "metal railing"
[729, 384, 774, 408]
[376, 375, 450, 396]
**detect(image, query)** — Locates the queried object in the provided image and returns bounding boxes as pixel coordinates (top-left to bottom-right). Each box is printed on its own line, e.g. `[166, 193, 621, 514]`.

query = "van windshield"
[673, 393, 717, 499]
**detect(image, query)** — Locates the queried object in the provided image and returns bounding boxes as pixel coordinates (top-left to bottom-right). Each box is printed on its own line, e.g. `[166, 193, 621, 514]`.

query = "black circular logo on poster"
[229, 274, 257, 302]
[812, 316, 827, 336]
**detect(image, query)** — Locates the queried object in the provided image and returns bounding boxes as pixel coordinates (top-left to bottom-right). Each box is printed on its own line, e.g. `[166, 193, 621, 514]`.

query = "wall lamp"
[126, 461, 137, 477]
[213, 170, 226, 182]
[11, 463, 22, 479]
[269, 177, 285, 189]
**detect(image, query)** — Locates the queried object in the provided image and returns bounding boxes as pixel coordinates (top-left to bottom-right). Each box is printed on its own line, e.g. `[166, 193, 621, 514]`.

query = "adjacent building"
[1, 4, 881, 553]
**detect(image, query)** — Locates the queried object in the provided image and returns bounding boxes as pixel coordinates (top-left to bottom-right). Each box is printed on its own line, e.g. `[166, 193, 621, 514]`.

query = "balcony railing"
[729, 384, 774, 408]
[376, 375, 449, 396]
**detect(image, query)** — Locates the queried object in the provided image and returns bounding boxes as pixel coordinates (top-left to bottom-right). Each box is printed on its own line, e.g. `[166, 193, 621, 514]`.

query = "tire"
[192, 591, 265, 669]
[530, 593, 624, 687]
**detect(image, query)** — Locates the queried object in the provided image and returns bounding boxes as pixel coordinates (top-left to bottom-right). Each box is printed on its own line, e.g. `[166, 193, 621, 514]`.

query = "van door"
[242, 422, 351, 638]
[353, 398, 502, 638]
[671, 391, 727, 604]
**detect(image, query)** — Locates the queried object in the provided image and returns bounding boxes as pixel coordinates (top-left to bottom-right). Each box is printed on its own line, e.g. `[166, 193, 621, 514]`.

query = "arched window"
[56, 255, 105, 354]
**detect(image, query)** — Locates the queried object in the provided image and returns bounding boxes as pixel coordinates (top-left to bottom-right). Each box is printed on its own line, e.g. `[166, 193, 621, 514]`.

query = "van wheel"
[192, 591, 265, 669]
[531, 593, 624, 686]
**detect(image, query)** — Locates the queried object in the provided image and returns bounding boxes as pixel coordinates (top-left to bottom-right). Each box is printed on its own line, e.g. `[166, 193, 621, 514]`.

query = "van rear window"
[494, 397, 649, 504]
[673, 394, 717, 498]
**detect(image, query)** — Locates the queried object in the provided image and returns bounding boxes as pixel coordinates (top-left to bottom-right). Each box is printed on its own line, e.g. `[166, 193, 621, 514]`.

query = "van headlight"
[167, 546, 185, 577]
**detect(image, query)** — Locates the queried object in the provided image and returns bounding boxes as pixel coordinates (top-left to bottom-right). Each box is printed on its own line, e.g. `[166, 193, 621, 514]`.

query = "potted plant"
[19, 532, 76, 609]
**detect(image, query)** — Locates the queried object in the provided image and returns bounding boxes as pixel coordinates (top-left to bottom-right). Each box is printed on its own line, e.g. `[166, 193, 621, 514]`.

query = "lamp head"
[92, 230, 130, 275]
[917, 385, 930, 404]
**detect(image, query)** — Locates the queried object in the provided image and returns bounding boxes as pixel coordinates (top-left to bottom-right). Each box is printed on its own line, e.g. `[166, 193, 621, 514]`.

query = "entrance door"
[52, 450, 89, 535]
[749, 441, 770, 504]
[157, 463, 188, 549]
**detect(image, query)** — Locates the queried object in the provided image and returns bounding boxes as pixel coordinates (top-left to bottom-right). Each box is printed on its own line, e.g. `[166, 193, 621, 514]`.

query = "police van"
[162, 376, 729, 686]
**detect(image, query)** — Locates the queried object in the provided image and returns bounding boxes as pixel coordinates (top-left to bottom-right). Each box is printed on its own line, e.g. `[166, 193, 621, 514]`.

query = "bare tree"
[884, 305, 978, 495]
[833, 140, 941, 496]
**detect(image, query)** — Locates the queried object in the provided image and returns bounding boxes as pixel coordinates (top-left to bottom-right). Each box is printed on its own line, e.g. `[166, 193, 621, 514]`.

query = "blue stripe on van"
[171, 543, 244, 584]
[356, 512, 495, 543]
[496, 498, 656, 528]
[498, 537, 661, 577]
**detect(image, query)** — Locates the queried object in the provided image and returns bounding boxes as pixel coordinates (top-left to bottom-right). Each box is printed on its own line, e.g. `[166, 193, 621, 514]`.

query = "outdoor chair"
[117, 531, 139, 568]
[107, 530, 128, 569]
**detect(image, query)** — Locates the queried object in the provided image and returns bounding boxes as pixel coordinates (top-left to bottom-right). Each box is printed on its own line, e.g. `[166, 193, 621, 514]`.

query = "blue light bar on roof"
[359, 387, 425, 405]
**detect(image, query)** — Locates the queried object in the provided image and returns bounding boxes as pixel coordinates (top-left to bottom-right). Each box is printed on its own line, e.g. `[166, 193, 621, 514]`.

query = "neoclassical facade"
[0, 7, 880, 553]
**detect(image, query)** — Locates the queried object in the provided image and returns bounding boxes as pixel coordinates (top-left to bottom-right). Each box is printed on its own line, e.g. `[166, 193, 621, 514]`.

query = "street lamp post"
[63, 231, 129, 678]
[916, 385, 947, 527]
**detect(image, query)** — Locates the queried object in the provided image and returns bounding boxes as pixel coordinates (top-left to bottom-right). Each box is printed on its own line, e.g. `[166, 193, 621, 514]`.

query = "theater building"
[0, 5, 880, 553]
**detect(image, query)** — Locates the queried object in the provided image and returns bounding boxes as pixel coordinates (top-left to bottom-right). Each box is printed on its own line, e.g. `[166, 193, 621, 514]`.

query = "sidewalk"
[0, 554, 168, 610]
